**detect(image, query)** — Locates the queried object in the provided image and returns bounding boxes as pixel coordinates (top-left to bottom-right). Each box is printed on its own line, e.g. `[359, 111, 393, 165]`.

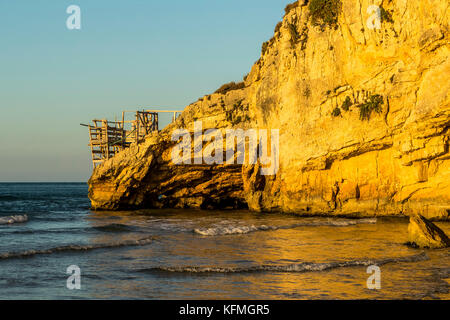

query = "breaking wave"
[0, 236, 154, 260]
[194, 218, 377, 236]
[145, 252, 428, 274]
[0, 215, 28, 225]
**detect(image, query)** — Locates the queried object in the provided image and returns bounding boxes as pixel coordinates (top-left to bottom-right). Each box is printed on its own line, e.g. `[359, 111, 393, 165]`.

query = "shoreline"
[87, 205, 450, 222]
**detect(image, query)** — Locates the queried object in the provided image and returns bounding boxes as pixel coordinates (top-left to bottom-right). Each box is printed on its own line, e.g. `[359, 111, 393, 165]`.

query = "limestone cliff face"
[89, 0, 450, 219]
[88, 89, 251, 210]
[242, 0, 450, 219]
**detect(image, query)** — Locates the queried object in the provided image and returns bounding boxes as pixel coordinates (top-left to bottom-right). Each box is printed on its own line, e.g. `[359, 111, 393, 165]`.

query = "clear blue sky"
[0, 0, 289, 182]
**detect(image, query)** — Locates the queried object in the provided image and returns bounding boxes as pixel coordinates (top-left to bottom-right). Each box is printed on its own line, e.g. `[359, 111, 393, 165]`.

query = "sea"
[0, 183, 449, 300]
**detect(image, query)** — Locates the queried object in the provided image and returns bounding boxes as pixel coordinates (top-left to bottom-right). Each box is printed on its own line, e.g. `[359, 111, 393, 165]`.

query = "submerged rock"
[407, 215, 450, 249]
[0, 214, 28, 225]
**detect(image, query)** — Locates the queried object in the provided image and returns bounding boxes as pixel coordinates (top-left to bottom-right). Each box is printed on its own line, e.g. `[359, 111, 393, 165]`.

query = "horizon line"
[0, 181, 87, 184]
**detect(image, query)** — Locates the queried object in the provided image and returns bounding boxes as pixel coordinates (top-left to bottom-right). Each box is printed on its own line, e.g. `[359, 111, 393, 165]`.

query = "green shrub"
[287, 22, 300, 45]
[331, 106, 342, 117]
[226, 100, 248, 124]
[380, 7, 394, 23]
[357, 94, 383, 120]
[215, 82, 245, 95]
[261, 41, 269, 55]
[341, 96, 352, 111]
[309, 0, 342, 30]
[233, 100, 243, 111]
[303, 86, 311, 98]
[284, 1, 299, 15]
[274, 21, 283, 34]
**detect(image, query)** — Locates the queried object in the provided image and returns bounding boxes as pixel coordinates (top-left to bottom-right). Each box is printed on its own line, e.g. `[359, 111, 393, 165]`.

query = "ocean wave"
[194, 218, 377, 236]
[0, 195, 19, 201]
[0, 236, 154, 260]
[144, 253, 428, 274]
[0, 195, 63, 201]
[0, 215, 28, 225]
[0, 194, 87, 203]
[2, 224, 139, 235]
[92, 223, 136, 233]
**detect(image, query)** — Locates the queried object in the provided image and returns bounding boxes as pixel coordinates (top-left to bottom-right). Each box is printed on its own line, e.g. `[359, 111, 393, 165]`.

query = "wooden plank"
[85, 109, 182, 167]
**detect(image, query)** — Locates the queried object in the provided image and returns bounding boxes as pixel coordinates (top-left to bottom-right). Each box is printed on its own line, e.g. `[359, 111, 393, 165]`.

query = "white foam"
[0, 236, 154, 260]
[194, 218, 377, 236]
[151, 252, 428, 274]
[194, 225, 269, 236]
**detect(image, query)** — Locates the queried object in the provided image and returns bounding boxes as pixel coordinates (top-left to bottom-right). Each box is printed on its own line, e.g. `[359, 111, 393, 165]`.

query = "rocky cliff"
[89, 0, 450, 220]
[88, 88, 251, 210]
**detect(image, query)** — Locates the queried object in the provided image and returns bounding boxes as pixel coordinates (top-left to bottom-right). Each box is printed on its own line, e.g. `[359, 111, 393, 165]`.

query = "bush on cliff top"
[214, 81, 245, 95]
[274, 21, 283, 34]
[261, 41, 269, 55]
[309, 0, 342, 30]
[284, 1, 299, 16]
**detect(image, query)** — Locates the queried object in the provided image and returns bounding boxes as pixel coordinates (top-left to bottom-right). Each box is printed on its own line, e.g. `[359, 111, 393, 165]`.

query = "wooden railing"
[81, 109, 182, 167]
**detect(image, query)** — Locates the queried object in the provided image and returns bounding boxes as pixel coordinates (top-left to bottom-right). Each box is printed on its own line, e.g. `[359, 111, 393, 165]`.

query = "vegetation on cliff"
[214, 81, 245, 95]
[357, 94, 384, 121]
[380, 6, 394, 24]
[89, 0, 450, 220]
[309, 0, 342, 30]
[284, 1, 299, 16]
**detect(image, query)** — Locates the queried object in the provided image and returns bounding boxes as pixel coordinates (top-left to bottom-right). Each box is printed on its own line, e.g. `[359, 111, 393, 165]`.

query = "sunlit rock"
[407, 215, 450, 249]
[88, 0, 450, 219]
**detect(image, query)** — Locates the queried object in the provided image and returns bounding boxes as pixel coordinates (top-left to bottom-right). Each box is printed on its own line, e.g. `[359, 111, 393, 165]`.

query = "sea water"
[0, 183, 448, 299]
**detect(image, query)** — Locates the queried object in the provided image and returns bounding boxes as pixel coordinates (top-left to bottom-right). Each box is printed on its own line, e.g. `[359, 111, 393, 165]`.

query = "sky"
[0, 0, 289, 182]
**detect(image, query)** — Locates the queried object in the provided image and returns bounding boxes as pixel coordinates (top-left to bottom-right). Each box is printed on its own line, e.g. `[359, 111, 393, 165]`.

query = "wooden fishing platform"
[81, 110, 182, 167]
